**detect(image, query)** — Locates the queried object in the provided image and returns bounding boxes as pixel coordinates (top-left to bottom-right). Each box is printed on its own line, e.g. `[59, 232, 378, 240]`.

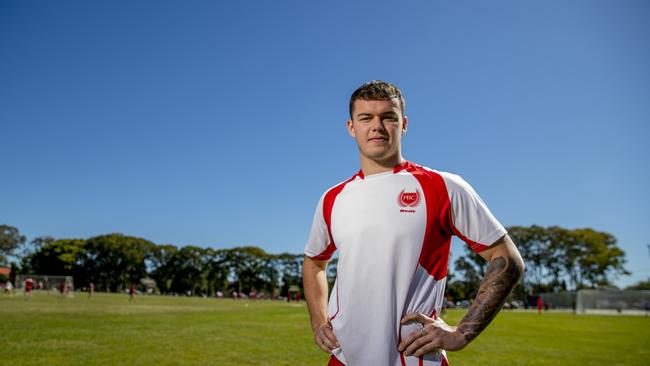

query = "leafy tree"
[277, 253, 303, 297]
[27, 239, 85, 277]
[449, 249, 483, 300]
[204, 248, 230, 296]
[27, 236, 56, 254]
[570, 228, 628, 288]
[9, 262, 19, 285]
[162, 245, 208, 295]
[81, 233, 156, 292]
[499, 226, 627, 292]
[625, 278, 650, 291]
[0, 225, 26, 265]
[227, 246, 277, 294]
[149, 244, 178, 293]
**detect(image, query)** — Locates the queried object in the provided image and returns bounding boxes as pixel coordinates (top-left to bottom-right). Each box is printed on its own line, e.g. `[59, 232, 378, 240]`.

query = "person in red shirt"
[129, 284, 136, 302]
[537, 295, 543, 315]
[24, 277, 34, 299]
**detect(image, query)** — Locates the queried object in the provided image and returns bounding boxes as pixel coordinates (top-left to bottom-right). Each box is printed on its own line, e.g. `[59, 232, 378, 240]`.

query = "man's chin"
[363, 151, 398, 164]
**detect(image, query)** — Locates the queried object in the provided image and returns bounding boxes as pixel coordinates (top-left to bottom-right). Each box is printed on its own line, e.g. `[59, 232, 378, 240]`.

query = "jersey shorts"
[304, 161, 506, 366]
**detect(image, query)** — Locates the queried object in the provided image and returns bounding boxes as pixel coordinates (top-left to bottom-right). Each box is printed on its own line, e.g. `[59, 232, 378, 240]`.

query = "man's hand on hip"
[314, 321, 340, 354]
[398, 313, 467, 357]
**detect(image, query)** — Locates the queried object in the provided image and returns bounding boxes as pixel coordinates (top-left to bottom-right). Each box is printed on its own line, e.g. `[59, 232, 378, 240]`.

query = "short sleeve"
[304, 194, 336, 260]
[440, 172, 507, 253]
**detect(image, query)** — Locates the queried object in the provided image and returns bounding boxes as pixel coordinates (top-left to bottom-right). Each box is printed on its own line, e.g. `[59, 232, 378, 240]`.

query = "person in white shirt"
[303, 80, 525, 366]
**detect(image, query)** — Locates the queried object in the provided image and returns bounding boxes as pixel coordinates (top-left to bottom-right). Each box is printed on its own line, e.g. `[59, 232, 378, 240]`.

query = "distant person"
[4, 281, 13, 296]
[24, 277, 34, 299]
[59, 282, 66, 297]
[129, 284, 136, 302]
[303, 81, 525, 365]
[537, 296, 543, 315]
[88, 282, 95, 298]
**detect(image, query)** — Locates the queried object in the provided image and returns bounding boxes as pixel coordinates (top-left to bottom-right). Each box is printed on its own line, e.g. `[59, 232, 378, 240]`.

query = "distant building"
[0, 267, 11, 285]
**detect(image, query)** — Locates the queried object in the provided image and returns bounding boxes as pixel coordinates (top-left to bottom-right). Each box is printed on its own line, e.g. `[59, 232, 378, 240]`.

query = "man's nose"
[370, 117, 385, 130]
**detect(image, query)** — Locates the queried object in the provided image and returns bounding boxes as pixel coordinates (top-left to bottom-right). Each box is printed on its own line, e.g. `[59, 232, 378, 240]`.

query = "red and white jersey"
[304, 161, 506, 366]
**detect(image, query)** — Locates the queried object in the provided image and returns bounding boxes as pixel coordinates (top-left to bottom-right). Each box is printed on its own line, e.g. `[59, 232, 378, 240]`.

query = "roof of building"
[0, 267, 11, 278]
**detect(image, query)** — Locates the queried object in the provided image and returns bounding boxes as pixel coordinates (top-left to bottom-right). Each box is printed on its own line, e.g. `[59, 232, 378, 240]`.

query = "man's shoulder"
[405, 162, 459, 180]
[320, 171, 362, 195]
[404, 162, 474, 193]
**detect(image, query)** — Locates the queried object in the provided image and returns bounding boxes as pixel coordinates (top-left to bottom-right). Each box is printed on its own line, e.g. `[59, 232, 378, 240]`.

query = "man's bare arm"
[455, 236, 524, 344]
[303, 256, 339, 353]
[399, 235, 524, 355]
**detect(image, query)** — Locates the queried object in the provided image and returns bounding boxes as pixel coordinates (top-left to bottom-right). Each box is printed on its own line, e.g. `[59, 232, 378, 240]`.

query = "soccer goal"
[15, 274, 75, 295]
[576, 289, 650, 315]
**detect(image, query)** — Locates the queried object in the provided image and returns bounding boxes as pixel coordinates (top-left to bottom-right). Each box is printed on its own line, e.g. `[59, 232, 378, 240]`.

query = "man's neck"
[360, 155, 406, 176]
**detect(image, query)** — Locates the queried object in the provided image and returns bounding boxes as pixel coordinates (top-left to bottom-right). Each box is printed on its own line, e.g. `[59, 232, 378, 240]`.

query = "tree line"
[447, 225, 630, 301]
[0, 224, 633, 300]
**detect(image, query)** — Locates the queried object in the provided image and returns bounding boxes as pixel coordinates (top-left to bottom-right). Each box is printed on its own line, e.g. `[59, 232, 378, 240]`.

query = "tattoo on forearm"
[457, 255, 522, 343]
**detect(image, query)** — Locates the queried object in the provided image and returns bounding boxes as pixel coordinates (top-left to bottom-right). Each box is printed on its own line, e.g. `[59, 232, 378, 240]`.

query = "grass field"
[1, 292, 648, 366]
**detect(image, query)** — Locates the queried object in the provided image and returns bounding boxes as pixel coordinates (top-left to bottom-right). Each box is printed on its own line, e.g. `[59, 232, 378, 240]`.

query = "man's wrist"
[444, 328, 470, 351]
[312, 319, 330, 333]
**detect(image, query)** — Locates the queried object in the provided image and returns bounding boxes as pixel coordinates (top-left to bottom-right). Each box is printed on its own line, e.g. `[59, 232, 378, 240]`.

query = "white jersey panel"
[439, 172, 507, 250]
[329, 170, 427, 365]
[304, 193, 330, 258]
[304, 162, 506, 365]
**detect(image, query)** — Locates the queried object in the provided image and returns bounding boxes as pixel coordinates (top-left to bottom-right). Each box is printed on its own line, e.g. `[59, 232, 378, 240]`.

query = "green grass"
[1, 293, 648, 365]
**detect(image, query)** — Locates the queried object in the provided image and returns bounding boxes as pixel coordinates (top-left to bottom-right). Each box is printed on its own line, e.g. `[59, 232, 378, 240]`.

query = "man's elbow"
[502, 235, 525, 280]
[513, 255, 525, 281]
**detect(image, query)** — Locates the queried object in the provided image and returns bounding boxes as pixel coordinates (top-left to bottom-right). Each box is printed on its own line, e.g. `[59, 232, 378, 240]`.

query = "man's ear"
[347, 119, 355, 138]
[402, 115, 408, 134]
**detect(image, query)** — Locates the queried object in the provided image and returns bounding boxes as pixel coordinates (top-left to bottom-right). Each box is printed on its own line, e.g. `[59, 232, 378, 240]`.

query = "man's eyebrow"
[356, 113, 372, 118]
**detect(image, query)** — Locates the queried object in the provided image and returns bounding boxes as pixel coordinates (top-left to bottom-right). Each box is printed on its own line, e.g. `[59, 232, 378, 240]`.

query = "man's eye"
[383, 118, 397, 122]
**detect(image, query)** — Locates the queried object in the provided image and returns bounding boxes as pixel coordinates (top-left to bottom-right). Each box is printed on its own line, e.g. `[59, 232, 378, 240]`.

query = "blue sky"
[1, 0, 648, 287]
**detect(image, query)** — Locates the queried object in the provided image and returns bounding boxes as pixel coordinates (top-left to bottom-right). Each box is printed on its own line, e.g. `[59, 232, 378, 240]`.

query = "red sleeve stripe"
[449, 222, 491, 253]
[311, 243, 337, 261]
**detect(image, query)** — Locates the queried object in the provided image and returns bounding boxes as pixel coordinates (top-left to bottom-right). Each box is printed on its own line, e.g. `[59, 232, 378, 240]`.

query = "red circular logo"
[398, 189, 421, 208]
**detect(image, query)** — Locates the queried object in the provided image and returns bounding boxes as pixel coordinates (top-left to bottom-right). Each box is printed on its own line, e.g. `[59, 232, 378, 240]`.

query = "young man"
[303, 80, 525, 366]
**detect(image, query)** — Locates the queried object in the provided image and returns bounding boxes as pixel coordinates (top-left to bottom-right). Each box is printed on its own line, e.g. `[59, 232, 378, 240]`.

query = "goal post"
[539, 289, 650, 315]
[575, 289, 650, 315]
[15, 274, 75, 294]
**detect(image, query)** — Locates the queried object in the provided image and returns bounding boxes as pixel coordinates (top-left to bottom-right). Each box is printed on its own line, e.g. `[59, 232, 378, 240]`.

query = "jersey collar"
[356, 160, 411, 179]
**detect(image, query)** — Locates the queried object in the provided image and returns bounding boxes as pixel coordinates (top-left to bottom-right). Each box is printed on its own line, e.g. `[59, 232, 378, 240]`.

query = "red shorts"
[328, 356, 345, 366]
[328, 354, 448, 365]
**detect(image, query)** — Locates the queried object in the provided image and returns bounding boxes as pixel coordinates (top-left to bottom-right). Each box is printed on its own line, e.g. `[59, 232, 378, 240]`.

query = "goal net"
[15, 274, 75, 295]
[576, 289, 650, 315]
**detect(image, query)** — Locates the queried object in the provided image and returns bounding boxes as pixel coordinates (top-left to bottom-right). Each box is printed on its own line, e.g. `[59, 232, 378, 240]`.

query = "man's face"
[347, 98, 408, 165]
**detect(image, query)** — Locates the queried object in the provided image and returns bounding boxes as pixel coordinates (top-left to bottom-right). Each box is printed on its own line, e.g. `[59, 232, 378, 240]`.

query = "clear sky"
[1, 0, 648, 287]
